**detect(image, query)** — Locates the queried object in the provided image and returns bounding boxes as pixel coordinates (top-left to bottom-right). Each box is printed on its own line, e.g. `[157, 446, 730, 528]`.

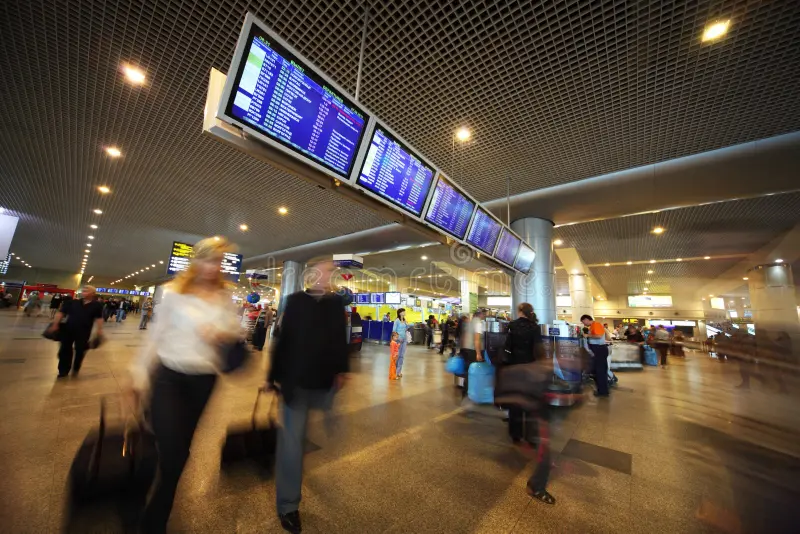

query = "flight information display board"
[355, 126, 435, 217]
[385, 292, 401, 304]
[494, 228, 521, 266]
[514, 243, 535, 273]
[370, 293, 385, 304]
[424, 175, 475, 240]
[167, 241, 243, 282]
[167, 242, 194, 276]
[355, 293, 370, 305]
[466, 208, 502, 255]
[223, 20, 368, 178]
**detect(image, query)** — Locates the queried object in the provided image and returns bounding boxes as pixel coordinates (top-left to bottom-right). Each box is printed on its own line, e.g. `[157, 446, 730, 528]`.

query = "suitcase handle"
[87, 397, 108, 481]
[252, 387, 277, 430]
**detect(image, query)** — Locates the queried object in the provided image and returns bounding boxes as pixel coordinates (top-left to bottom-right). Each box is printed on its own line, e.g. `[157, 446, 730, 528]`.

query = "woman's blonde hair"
[169, 236, 236, 295]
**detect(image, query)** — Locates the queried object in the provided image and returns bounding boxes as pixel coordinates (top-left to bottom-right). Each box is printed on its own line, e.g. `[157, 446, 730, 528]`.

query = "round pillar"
[747, 263, 799, 337]
[569, 272, 593, 323]
[278, 260, 304, 317]
[511, 218, 556, 325]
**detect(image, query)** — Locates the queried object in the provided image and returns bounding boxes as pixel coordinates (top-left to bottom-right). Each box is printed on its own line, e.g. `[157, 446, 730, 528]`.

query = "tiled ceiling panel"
[1, 0, 799, 279]
[553, 193, 800, 266]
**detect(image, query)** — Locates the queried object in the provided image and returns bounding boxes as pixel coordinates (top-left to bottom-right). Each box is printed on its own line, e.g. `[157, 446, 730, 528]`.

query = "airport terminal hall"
[2, 1, 800, 533]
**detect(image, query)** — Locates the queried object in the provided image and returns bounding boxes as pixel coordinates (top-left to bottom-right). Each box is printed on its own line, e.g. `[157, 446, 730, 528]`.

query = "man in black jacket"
[268, 261, 349, 534]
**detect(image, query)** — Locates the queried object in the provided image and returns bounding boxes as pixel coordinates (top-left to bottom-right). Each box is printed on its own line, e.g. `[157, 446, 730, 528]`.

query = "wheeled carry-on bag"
[221, 387, 278, 469]
[68, 398, 157, 504]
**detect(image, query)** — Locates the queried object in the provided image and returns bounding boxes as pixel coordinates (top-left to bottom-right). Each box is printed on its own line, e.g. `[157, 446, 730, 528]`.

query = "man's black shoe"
[279, 511, 302, 533]
[593, 392, 609, 398]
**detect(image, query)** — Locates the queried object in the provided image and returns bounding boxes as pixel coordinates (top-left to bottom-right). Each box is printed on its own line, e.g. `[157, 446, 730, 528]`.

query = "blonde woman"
[131, 237, 242, 533]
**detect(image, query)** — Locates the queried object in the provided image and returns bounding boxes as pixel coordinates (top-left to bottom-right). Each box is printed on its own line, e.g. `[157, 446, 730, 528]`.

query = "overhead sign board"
[628, 295, 673, 308]
[423, 173, 475, 240]
[514, 243, 535, 274]
[167, 241, 243, 283]
[494, 228, 521, 267]
[354, 124, 435, 217]
[355, 293, 370, 305]
[466, 207, 502, 255]
[219, 13, 369, 179]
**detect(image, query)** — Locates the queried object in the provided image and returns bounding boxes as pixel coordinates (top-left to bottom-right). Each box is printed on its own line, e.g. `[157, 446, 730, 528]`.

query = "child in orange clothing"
[389, 331, 401, 380]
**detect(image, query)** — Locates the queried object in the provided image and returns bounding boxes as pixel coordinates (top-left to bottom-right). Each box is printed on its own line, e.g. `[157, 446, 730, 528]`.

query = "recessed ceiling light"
[421, 255, 428, 260]
[553, 239, 563, 246]
[159, 261, 164, 264]
[709, 294, 714, 297]
[88, 235, 95, 239]
[645, 280, 651, 283]
[455, 127, 471, 142]
[151, 264, 155, 267]
[626, 261, 632, 265]
[278, 207, 288, 215]
[651, 227, 665, 234]
[239, 224, 248, 231]
[704, 256, 711, 260]
[741, 297, 746, 300]
[775, 258, 784, 263]
[702, 298, 706, 301]
[649, 260, 656, 264]
[97, 186, 111, 194]
[122, 64, 146, 85]
[90, 224, 98, 229]
[644, 287, 649, 291]
[742, 277, 748, 281]
[647, 270, 653, 274]
[604, 263, 610, 266]
[105, 147, 122, 158]
[702, 19, 731, 42]
[87, 243, 92, 247]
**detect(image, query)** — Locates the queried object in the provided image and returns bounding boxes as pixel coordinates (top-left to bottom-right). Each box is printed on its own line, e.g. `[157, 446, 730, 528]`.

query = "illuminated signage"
[486, 296, 511, 307]
[167, 241, 243, 282]
[710, 297, 725, 310]
[627, 295, 673, 308]
[355, 293, 370, 305]
[385, 292, 401, 305]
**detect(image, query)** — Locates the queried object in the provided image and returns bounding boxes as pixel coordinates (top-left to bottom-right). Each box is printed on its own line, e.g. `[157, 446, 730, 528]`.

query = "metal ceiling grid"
[1, 0, 799, 280]
[552, 192, 800, 266]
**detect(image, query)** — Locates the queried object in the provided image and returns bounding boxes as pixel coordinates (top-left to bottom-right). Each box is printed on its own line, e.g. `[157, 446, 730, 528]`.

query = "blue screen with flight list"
[226, 26, 368, 178]
[466, 208, 502, 254]
[514, 243, 536, 273]
[495, 228, 521, 266]
[355, 293, 370, 305]
[424, 176, 475, 239]
[356, 126, 435, 217]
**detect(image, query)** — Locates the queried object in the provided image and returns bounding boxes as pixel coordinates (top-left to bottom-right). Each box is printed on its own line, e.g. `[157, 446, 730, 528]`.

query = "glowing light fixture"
[239, 224, 248, 231]
[604, 262, 610, 266]
[90, 224, 98, 229]
[649, 260, 656, 264]
[775, 258, 784, 263]
[122, 64, 146, 85]
[88, 235, 95, 240]
[676, 258, 682, 262]
[553, 239, 563, 246]
[98, 186, 111, 194]
[278, 207, 288, 215]
[421, 255, 428, 260]
[454, 127, 471, 142]
[702, 20, 731, 42]
[93, 209, 103, 215]
[651, 227, 665, 234]
[626, 261, 632, 265]
[105, 147, 122, 158]
[704, 256, 711, 260]
[742, 277, 749, 281]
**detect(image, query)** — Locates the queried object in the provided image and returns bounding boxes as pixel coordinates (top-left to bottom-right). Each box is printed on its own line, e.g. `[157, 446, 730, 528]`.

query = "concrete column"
[569, 272, 593, 323]
[511, 218, 556, 325]
[747, 263, 799, 337]
[460, 277, 478, 315]
[278, 260, 304, 317]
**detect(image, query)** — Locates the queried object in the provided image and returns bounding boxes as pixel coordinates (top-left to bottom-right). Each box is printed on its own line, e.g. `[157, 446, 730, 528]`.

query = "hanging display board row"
[214, 13, 535, 274]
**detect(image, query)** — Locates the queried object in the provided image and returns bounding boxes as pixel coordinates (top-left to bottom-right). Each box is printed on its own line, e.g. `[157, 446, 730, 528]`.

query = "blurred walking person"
[49, 292, 63, 319]
[131, 237, 242, 533]
[47, 286, 103, 377]
[268, 261, 349, 533]
[653, 325, 671, 367]
[139, 296, 154, 330]
[580, 314, 609, 397]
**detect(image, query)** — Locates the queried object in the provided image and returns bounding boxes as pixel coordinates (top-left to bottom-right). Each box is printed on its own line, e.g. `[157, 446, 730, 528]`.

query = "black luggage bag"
[69, 399, 157, 505]
[221, 387, 278, 469]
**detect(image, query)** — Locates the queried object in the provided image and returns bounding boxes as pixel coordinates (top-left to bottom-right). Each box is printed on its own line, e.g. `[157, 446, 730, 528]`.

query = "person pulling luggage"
[129, 237, 242, 533]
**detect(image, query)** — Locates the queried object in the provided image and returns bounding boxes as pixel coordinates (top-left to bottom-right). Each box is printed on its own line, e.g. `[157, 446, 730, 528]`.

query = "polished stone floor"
[1, 310, 799, 533]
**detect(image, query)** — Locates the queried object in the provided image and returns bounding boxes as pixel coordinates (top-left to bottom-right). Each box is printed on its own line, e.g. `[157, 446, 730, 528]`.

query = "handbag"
[42, 322, 64, 341]
[220, 339, 249, 373]
[405, 329, 413, 344]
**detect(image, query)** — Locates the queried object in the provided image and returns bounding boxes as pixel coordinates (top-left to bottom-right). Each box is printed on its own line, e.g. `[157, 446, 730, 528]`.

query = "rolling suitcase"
[69, 399, 157, 504]
[221, 388, 278, 469]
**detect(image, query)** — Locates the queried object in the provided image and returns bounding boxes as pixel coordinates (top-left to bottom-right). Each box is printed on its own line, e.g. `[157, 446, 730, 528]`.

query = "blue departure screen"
[514, 243, 536, 273]
[356, 127, 435, 216]
[495, 228, 521, 266]
[370, 293, 385, 304]
[424, 176, 475, 239]
[226, 27, 368, 178]
[355, 293, 370, 304]
[466, 208, 502, 254]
